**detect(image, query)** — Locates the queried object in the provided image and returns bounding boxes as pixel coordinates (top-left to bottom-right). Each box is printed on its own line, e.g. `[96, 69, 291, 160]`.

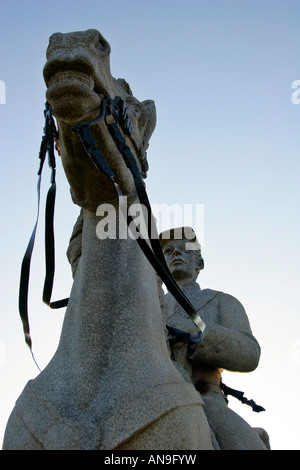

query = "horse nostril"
[92, 30, 111, 54]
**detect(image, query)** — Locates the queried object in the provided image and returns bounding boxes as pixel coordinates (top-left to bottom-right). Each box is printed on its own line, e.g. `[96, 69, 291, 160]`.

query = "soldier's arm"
[188, 293, 260, 372]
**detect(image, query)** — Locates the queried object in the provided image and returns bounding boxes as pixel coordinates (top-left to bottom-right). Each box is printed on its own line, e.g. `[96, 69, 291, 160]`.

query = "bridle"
[18, 99, 266, 415]
[19, 98, 206, 365]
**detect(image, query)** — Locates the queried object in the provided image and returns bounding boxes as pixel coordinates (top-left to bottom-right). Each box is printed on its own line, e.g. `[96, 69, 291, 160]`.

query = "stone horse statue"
[3, 29, 213, 450]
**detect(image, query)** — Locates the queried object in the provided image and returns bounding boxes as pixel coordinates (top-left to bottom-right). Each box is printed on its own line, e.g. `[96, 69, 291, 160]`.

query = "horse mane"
[67, 209, 84, 278]
[116, 78, 156, 178]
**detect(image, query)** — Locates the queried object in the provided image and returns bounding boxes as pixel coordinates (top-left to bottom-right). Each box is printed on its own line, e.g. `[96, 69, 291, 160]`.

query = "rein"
[19, 98, 205, 362]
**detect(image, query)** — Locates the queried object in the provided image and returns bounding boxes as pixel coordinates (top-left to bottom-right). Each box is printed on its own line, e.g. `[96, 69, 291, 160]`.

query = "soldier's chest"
[166, 295, 219, 333]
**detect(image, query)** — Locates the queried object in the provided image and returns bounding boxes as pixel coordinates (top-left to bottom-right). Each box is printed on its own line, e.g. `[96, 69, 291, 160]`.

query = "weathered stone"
[160, 227, 269, 450]
[3, 30, 213, 451]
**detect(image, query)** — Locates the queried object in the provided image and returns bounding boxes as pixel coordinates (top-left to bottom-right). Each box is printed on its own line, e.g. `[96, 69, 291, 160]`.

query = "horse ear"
[142, 99, 156, 146]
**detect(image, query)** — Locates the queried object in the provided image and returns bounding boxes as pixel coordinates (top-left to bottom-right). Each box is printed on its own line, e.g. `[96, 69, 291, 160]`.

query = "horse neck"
[54, 208, 168, 376]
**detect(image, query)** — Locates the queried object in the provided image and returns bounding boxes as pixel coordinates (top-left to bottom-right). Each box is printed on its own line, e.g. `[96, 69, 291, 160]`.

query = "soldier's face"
[163, 240, 198, 282]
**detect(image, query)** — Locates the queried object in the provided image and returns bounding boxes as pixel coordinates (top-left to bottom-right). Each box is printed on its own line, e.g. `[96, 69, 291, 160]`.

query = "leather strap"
[43, 170, 69, 310]
[19, 96, 205, 362]
[221, 382, 265, 413]
[19, 103, 68, 358]
[74, 99, 205, 334]
[19, 172, 43, 352]
[107, 121, 205, 333]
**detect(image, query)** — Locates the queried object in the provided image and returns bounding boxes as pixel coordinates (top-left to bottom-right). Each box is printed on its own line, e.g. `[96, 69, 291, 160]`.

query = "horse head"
[43, 29, 156, 210]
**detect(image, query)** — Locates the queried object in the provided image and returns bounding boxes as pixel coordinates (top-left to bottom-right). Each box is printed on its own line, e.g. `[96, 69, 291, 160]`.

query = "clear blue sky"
[0, 0, 299, 450]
